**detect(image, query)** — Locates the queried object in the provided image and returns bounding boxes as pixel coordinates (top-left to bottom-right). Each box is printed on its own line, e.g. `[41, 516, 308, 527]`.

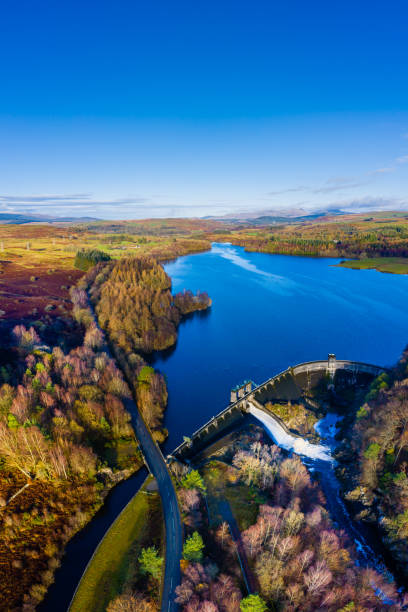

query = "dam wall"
[171, 355, 388, 462]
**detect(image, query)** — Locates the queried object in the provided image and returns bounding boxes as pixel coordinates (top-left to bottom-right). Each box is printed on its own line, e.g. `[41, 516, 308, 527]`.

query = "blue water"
[152, 243, 408, 453]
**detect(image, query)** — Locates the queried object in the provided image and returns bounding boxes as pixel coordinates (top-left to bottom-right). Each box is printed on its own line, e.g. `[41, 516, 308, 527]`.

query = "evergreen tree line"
[74, 249, 111, 271]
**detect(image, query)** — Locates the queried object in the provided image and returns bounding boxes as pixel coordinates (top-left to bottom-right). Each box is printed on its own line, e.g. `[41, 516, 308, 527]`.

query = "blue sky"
[1, 0, 408, 219]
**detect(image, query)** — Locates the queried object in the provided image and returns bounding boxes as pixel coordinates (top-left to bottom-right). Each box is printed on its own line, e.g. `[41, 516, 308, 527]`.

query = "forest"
[74, 249, 112, 271]
[224, 214, 408, 259]
[87, 256, 211, 437]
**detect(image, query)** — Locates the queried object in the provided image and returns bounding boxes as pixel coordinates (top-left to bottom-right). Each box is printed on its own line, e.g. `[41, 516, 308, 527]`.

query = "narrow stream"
[249, 404, 393, 578]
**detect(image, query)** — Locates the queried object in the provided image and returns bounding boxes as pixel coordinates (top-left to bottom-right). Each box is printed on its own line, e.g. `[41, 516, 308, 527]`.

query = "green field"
[70, 476, 162, 612]
[337, 257, 408, 274]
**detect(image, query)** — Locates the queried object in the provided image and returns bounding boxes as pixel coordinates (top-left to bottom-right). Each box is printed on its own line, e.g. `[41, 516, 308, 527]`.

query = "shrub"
[240, 594, 268, 612]
[138, 546, 163, 580]
[182, 531, 204, 562]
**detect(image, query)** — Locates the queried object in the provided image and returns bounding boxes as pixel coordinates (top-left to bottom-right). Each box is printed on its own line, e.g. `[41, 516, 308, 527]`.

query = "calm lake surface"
[153, 243, 408, 454]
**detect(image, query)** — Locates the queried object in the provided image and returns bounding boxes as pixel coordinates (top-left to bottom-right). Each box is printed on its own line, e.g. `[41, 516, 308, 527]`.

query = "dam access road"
[123, 398, 182, 612]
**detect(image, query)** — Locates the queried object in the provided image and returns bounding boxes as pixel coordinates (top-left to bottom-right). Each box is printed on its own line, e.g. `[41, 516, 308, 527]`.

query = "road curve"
[86, 295, 182, 612]
[123, 399, 182, 612]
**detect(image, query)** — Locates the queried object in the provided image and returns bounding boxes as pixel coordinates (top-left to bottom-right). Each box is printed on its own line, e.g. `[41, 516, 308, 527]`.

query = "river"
[42, 243, 408, 610]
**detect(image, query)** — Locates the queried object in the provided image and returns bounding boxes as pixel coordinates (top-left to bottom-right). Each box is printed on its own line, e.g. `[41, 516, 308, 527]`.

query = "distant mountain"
[234, 213, 329, 225]
[204, 207, 345, 225]
[0, 213, 99, 224]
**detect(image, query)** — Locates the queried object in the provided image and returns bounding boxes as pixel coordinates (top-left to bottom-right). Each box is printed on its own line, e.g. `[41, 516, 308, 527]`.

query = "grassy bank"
[70, 476, 163, 612]
[337, 257, 408, 274]
[202, 460, 266, 531]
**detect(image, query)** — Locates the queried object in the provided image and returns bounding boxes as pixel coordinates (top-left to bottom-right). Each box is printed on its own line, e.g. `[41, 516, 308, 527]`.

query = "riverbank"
[38, 469, 147, 612]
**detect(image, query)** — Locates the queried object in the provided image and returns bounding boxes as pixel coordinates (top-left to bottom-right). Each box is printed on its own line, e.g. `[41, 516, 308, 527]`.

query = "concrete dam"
[171, 354, 388, 462]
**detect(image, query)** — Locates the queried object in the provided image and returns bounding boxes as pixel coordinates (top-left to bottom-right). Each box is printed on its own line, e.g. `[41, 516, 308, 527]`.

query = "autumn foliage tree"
[176, 563, 242, 612]
[232, 441, 402, 611]
[138, 547, 163, 581]
[107, 593, 158, 612]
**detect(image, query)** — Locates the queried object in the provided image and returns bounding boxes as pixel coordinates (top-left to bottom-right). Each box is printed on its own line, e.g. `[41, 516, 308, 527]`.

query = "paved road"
[87, 297, 182, 612]
[124, 398, 182, 612]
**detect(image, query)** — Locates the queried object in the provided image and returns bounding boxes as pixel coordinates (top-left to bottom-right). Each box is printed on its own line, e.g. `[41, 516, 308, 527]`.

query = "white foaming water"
[314, 412, 340, 440]
[248, 403, 334, 463]
[248, 403, 395, 591]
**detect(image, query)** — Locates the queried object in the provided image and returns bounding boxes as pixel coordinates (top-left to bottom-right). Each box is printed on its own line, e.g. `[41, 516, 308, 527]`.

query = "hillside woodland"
[0, 295, 140, 610]
[226, 216, 408, 259]
[0, 242, 211, 610]
[339, 350, 408, 577]
[176, 434, 405, 611]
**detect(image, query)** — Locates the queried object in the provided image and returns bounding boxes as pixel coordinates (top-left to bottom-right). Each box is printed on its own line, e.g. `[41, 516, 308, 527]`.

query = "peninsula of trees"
[87, 256, 210, 437]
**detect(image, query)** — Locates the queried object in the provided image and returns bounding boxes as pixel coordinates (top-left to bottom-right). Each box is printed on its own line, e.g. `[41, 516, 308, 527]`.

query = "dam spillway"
[247, 402, 333, 462]
[171, 354, 388, 462]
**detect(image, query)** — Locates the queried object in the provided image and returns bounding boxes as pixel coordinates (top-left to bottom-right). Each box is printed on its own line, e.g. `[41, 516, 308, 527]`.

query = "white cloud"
[313, 178, 368, 194]
[266, 186, 307, 196]
[320, 196, 408, 213]
[266, 177, 369, 198]
[370, 167, 395, 174]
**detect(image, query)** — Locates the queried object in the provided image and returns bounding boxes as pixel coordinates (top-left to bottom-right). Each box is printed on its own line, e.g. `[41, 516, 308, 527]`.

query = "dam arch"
[171, 354, 389, 462]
